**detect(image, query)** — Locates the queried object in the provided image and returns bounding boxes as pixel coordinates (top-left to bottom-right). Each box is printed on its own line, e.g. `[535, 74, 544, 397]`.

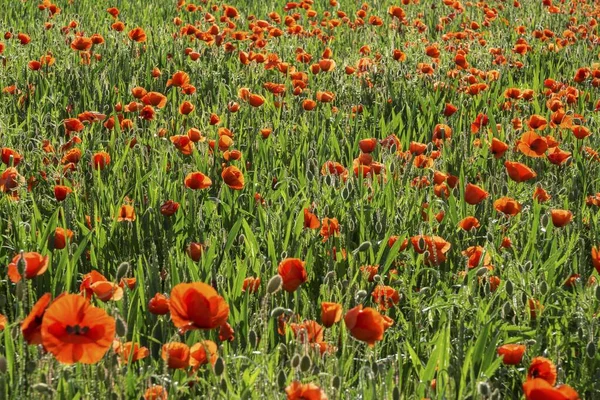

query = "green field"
[0, 0, 599, 398]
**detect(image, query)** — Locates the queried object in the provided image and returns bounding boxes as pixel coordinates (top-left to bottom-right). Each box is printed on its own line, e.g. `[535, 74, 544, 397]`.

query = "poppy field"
[2, 0, 600, 398]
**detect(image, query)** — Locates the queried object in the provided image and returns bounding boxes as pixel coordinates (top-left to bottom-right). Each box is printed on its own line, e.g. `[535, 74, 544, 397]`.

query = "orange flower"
[285, 381, 328, 400]
[113, 341, 149, 364]
[527, 357, 557, 385]
[533, 186, 551, 202]
[1, 167, 24, 196]
[289, 320, 325, 344]
[505, 161, 537, 182]
[54, 185, 72, 201]
[117, 205, 136, 222]
[70, 37, 92, 51]
[128, 27, 146, 42]
[344, 305, 385, 347]
[490, 138, 509, 158]
[592, 246, 600, 274]
[219, 322, 235, 342]
[316, 91, 335, 103]
[303, 208, 320, 229]
[494, 197, 521, 216]
[41, 294, 116, 364]
[527, 115, 548, 130]
[7, 252, 49, 283]
[517, 131, 547, 157]
[189, 340, 218, 370]
[550, 209, 572, 227]
[185, 172, 212, 190]
[144, 385, 168, 400]
[1, 147, 22, 166]
[142, 92, 167, 108]
[464, 183, 489, 205]
[358, 138, 377, 153]
[170, 135, 194, 155]
[0, 314, 6, 331]
[179, 101, 195, 115]
[221, 166, 244, 190]
[186, 242, 204, 261]
[50, 227, 73, 250]
[410, 235, 451, 265]
[92, 151, 111, 170]
[458, 216, 480, 231]
[523, 378, 579, 400]
[278, 258, 308, 292]
[497, 344, 526, 365]
[248, 93, 265, 107]
[321, 302, 342, 327]
[320, 217, 340, 241]
[302, 99, 317, 111]
[169, 282, 229, 332]
[372, 286, 400, 310]
[167, 71, 190, 87]
[148, 293, 170, 315]
[161, 342, 190, 369]
[64, 118, 85, 133]
[22, 293, 52, 345]
[90, 281, 124, 302]
[571, 125, 590, 140]
[242, 277, 260, 293]
[160, 200, 180, 216]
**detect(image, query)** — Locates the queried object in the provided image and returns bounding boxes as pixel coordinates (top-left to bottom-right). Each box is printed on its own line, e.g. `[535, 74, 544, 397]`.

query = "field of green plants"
[1, 0, 600, 398]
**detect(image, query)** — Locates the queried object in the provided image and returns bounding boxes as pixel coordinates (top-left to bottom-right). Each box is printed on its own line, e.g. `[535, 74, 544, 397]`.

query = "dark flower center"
[66, 324, 90, 335]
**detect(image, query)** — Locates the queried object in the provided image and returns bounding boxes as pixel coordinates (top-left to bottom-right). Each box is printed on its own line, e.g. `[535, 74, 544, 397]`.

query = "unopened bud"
[267, 275, 283, 294]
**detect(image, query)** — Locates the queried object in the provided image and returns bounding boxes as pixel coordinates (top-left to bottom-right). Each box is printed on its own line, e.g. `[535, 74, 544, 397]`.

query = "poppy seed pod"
[290, 354, 300, 368]
[267, 275, 283, 294]
[300, 355, 311, 372]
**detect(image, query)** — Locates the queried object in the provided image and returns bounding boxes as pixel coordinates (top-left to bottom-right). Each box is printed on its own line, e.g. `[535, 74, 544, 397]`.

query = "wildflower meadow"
[1, 0, 599, 398]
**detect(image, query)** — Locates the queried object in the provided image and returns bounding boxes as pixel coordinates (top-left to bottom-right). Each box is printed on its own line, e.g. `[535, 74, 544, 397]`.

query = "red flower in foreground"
[41, 294, 116, 364]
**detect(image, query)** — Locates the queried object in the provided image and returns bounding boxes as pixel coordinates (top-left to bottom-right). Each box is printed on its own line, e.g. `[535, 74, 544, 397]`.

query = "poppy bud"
[332, 376, 341, 390]
[392, 386, 400, 400]
[214, 357, 225, 376]
[248, 330, 258, 348]
[476, 267, 488, 277]
[595, 285, 600, 301]
[355, 241, 371, 252]
[477, 382, 490, 397]
[290, 354, 300, 368]
[300, 355, 311, 372]
[586, 341, 596, 358]
[539, 281, 548, 295]
[355, 289, 367, 303]
[502, 302, 513, 319]
[270, 307, 286, 318]
[32, 383, 53, 394]
[266, 275, 283, 294]
[116, 262, 130, 282]
[505, 280, 514, 296]
[277, 369, 287, 388]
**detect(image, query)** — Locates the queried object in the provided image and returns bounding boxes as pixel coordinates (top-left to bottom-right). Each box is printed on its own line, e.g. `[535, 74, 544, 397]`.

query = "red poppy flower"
[148, 293, 170, 315]
[161, 342, 190, 369]
[321, 302, 342, 327]
[278, 258, 308, 292]
[169, 282, 229, 332]
[505, 161, 537, 182]
[344, 305, 385, 347]
[497, 343, 526, 365]
[7, 252, 49, 283]
[221, 166, 245, 190]
[22, 293, 52, 345]
[41, 294, 116, 364]
[184, 172, 212, 190]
